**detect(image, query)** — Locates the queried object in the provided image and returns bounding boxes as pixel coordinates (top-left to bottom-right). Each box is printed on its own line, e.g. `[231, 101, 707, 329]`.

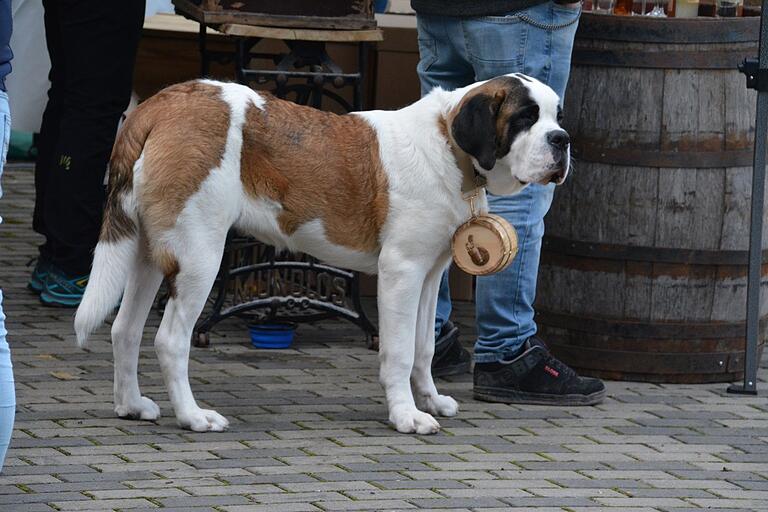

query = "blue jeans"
[0, 90, 14, 472]
[416, 2, 580, 363]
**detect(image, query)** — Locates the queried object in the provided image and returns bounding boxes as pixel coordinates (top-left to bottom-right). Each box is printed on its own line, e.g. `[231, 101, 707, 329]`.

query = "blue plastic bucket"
[249, 323, 296, 349]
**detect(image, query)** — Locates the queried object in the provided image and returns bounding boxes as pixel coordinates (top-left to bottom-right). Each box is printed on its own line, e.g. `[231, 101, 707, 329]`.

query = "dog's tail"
[74, 108, 153, 347]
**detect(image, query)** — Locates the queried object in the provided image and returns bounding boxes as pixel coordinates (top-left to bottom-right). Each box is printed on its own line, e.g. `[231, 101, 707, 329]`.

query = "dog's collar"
[447, 138, 487, 194]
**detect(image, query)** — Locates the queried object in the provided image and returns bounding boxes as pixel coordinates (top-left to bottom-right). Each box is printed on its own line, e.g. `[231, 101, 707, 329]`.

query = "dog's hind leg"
[378, 252, 440, 434]
[153, 237, 229, 432]
[411, 258, 459, 418]
[111, 256, 164, 421]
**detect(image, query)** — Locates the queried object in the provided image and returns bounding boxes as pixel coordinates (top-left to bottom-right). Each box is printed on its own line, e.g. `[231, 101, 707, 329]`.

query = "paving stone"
[0, 464, 97, 476]
[0, 475, 63, 485]
[729, 479, 768, 490]
[684, 498, 768, 509]
[436, 488, 532, 499]
[314, 500, 416, 511]
[498, 497, 598, 507]
[222, 474, 318, 485]
[372, 479, 470, 490]
[548, 478, 653, 490]
[593, 497, 697, 507]
[409, 497, 509, 508]
[27, 481, 131, 493]
[52, 498, 160, 510]
[159, 495, 254, 507]
[279, 481, 378, 493]
[12, 505, 62, 512]
[130, 508, 220, 512]
[569, 509, 659, 512]
[656, 509, 752, 512]
[222, 505, 322, 512]
[249, 491, 349, 504]
[87, 488, 191, 499]
[186, 483, 284, 495]
[622, 488, 717, 499]
[315, 471, 411, 482]
[0, 491, 86, 505]
[57, 471, 159, 483]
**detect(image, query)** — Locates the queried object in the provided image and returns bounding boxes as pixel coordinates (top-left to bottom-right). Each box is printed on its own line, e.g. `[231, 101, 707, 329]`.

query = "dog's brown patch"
[157, 252, 181, 298]
[240, 95, 389, 253]
[448, 76, 529, 170]
[101, 164, 137, 243]
[137, 81, 231, 235]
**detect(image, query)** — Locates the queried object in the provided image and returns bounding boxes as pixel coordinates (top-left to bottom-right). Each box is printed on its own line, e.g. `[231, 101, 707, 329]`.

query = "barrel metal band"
[574, 14, 759, 43]
[542, 235, 768, 266]
[536, 309, 768, 339]
[572, 48, 758, 70]
[571, 144, 754, 168]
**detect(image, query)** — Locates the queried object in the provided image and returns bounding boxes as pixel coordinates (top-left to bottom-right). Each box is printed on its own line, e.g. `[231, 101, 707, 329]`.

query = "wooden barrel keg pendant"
[452, 213, 518, 276]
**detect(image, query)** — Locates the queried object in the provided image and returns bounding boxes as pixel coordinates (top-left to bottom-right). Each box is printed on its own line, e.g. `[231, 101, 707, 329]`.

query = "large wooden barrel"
[537, 15, 763, 383]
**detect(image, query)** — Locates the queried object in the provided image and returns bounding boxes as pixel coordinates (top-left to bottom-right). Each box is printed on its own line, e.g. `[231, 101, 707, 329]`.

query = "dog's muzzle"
[547, 129, 570, 184]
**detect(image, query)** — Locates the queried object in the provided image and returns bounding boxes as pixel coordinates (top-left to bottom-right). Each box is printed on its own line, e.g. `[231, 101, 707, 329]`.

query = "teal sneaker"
[40, 268, 89, 307]
[28, 258, 54, 293]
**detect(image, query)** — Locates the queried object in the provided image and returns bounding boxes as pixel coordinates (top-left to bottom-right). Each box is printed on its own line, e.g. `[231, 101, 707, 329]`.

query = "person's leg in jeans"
[0, 290, 14, 473]
[0, 90, 16, 472]
[418, 2, 604, 405]
[34, 0, 145, 306]
[418, 2, 577, 355]
[462, 2, 580, 363]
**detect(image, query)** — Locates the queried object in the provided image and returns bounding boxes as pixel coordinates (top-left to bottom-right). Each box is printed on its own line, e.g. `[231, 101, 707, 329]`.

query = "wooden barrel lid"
[452, 214, 518, 276]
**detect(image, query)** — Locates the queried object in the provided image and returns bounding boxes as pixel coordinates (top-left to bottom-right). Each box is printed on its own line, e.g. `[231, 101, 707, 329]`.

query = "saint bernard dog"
[74, 73, 571, 434]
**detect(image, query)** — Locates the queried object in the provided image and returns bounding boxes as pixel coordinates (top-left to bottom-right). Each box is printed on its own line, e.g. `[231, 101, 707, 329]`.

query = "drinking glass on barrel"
[594, 0, 617, 13]
[614, 0, 633, 14]
[742, 0, 761, 15]
[715, 0, 741, 15]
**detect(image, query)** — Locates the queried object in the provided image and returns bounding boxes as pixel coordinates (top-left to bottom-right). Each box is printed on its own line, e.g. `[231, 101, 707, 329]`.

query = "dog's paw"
[115, 396, 161, 421]
[417, 394, 459, 417]
[177, 408, 229, 432]
[390, 407, 440, 435]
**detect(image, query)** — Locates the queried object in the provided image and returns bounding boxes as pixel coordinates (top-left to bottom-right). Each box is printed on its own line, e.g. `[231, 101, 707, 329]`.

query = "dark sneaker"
[473, 336, 605, 406]
[432, 320, 471, 377]
[28, 257, 54, 293]
[40, 268, 89, 307]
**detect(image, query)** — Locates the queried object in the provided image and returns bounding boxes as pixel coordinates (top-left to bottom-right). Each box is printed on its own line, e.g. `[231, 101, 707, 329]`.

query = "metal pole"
[728, 0, 768, 395]
[199, 22, 208, 77]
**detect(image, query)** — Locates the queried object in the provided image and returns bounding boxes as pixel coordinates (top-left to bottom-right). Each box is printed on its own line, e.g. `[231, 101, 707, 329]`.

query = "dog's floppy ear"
[451, 91, 504, 171]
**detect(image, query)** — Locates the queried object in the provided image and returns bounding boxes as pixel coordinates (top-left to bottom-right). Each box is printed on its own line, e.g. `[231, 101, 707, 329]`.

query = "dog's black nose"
[547, 130, 570, 150]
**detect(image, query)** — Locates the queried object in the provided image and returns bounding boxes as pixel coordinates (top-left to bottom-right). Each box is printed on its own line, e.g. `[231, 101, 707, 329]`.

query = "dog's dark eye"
[519, 105, 539, 124]
[557, 109, 564, 123]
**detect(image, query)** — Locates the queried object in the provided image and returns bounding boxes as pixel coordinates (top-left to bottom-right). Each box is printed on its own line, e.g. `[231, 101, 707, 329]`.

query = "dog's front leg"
[411, 259, 459, 418]
[378, 252, 440, 434]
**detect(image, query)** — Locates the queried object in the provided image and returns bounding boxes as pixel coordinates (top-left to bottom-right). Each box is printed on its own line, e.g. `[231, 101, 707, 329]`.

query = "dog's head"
[449, 74, 570, 195]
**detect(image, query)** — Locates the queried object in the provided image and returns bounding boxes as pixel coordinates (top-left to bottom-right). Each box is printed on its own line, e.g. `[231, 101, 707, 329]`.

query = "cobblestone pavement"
[1, 162, 768, 512]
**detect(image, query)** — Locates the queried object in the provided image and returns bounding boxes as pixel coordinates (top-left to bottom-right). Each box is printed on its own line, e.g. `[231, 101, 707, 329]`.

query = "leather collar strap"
[448, 138, 488, 194]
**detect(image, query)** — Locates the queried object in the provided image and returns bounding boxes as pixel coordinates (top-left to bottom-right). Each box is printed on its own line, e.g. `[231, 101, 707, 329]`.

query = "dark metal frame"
[728, 0, 768, 395]
[191, 22, 378, 348]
